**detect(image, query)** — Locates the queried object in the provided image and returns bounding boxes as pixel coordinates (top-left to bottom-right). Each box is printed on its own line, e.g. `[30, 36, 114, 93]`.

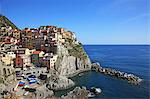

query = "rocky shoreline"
[46, 86, 89, 99]
[60, 86, 89, 99]
[91, 62, 142, 85]
[66, 68, 91, 78]
[46, 74, 75, 91]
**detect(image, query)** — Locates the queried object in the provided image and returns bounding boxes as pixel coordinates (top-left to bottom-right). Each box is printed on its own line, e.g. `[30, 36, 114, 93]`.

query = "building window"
[3, 68, 7, 76]
[8, 69, 11, 75]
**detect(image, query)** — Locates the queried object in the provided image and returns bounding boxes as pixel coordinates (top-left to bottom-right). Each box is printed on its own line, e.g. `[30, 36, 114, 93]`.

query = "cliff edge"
[55, 34, 91, 76]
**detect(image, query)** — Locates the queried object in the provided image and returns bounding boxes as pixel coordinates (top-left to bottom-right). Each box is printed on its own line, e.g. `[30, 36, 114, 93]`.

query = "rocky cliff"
[55, 37, 91, 76]
[46, 32, 91, 91]
[46, 73, 75, 91]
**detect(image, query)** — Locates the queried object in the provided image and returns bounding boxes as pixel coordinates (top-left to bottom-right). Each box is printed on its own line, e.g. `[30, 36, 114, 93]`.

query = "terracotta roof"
[33, 51, 41, 54]
[46, 26, 53, 28]
[5, 37, 13, 40]
[4, 42, 11, 44]
[41, 30, 47, 33]
[13, 30, 20, 33]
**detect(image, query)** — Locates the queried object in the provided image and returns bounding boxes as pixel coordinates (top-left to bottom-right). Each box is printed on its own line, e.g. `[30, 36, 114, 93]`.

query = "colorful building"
[21, 55, 31, 67]
[31, 51, 44, 67]
[1, 54, 13, 66]
[13, 30, 21, 39]
[43, 53, 58, 69]
[0, 61, 16, 83]
[14, 55, 23, 68]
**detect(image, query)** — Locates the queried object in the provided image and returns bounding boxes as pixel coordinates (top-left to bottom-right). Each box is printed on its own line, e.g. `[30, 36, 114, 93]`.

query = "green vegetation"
[68, 44, 88, 60]
[65, 36, 88, 61]
[65, 38, 74, 45]
[0, 15, 18, 29]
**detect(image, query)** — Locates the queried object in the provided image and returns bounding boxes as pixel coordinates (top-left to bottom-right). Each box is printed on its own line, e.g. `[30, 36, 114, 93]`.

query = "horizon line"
[83, 44, 150, 45]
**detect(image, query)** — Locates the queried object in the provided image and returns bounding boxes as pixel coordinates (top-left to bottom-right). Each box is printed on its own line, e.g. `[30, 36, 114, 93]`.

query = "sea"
[55, 45, 150, 99]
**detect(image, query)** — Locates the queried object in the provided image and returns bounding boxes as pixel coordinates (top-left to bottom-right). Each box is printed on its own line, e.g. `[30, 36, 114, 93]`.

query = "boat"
[29, 79, 38, 84]
[24, 88, 36, 92]
[87, 87, 102, 98]
[79, 73, 84, 77]
[90, 87, 102, 94]
[95, 88, 102, 94]
[18, 81, 25, 87]
[87, 92, 95, 98]
[23, 91, 29, 96]
[23, 85, 29, 89]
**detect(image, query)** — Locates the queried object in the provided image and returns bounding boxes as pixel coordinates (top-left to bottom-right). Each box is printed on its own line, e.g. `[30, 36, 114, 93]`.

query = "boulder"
[46, 74, 75, 91]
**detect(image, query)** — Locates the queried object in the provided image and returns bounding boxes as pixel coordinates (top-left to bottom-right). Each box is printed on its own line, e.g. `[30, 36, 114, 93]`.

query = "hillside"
[0, 15, 18, 29]
[0, 15, 92, 92]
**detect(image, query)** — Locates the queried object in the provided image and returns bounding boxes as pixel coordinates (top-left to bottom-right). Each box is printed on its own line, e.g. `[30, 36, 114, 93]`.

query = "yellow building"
[21, 55, 32, 67]
[25, 48, 36, 56]
[62, 31, 73, 39]
[39, 51, 45, 57]
[13, 30, 21, 39]
[0, 61, 16, 83]
[58, 34, 65, 44]
[1, 53, 15, 66]
[44, 53, 58, 69]
[58, 28, 65, 33]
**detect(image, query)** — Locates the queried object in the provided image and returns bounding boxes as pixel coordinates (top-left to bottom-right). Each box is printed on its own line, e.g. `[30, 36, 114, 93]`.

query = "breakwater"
[91, 62, 142, 85]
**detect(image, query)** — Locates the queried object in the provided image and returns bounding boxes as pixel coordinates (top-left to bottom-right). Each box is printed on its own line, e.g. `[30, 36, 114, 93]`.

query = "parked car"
[28, 75, 36, 78]
[38, 74, 47, 80]
[29, 79, 38, 84]
[26, 73, 32, 75]
[25, 88, 36, 92]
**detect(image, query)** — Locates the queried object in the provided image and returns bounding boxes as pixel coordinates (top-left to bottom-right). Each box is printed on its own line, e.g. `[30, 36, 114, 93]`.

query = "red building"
[40, 45, 46, 51]
[14, 55, 23, 69]
[42, 57, 50, 70]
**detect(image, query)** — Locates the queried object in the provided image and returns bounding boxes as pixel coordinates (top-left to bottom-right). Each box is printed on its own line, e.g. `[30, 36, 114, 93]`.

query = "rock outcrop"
[45, 87, 89, 99]
[36, 84, 54, 98]
[60, 87, 88, 99]
[46, 74, 75, 91]
[47, 37, 91, 90]
[55, 43, 91, 77]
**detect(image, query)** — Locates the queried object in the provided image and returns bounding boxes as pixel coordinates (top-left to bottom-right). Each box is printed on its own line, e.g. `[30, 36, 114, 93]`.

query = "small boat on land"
[18, 81, 25, 87]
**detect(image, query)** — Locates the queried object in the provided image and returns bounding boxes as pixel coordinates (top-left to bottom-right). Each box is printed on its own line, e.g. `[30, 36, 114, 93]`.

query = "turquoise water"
[56, 45, 150, 99]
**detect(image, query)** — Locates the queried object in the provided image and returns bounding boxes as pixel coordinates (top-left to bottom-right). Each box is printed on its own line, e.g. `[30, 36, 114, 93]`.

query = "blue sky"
[0, 0, 149, 44]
